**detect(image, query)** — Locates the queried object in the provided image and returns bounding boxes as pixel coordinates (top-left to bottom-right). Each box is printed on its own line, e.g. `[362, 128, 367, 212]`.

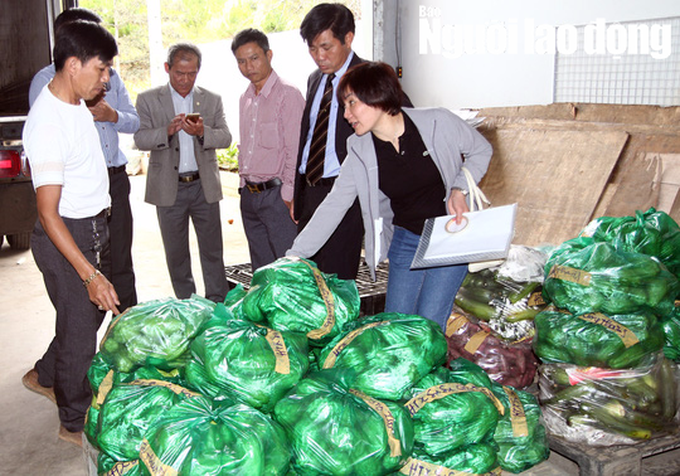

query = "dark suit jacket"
[134, 85, 231, 207]
[292, 54, 365, 220]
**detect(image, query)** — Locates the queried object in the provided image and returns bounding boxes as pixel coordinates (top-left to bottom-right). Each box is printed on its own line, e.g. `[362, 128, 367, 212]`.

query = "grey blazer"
[134, 84, 232, 207]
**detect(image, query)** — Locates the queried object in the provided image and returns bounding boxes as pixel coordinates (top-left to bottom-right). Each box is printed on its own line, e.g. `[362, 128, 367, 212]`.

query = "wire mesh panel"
[554, 17, 680, 106]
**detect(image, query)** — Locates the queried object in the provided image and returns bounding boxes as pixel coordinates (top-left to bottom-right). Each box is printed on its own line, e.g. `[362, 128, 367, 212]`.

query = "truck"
[0, 0, 66, 249]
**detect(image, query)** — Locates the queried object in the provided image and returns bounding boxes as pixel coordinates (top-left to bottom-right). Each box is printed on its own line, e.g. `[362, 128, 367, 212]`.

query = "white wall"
[395, 0, 680, 109]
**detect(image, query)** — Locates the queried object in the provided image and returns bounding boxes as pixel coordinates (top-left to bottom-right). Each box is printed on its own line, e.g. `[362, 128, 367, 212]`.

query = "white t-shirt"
[23, 85, 110, 219]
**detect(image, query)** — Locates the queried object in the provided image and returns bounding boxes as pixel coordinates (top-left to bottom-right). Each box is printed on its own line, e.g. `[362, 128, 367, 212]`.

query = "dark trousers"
[31, 214, 110, 432]
[108, 171, 137, 312]
[297, 181, 363, 280]
[240, 185, 297, 272]
[156, 179, 228, 302]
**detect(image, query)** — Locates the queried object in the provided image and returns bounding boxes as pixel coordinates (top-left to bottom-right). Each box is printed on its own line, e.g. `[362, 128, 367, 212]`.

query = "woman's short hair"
[338, 62, 402, 115]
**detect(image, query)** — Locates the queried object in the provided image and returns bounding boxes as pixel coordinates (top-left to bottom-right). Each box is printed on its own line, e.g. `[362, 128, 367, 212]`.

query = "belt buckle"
[246, 183, 261, 193]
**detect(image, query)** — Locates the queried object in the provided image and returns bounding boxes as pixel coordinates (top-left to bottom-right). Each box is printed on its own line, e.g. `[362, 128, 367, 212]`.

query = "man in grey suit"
[134, 43, 231, 302]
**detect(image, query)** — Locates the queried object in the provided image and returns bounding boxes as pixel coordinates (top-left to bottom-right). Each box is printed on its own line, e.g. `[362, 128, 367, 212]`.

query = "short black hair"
[53, 20, 117, 72]
[166, 43, 202, 70]
[231, 28, 269, 54]
[338, 62, 402, 116]
[300, 3, 355, 44]
[54, 7, 102, 33]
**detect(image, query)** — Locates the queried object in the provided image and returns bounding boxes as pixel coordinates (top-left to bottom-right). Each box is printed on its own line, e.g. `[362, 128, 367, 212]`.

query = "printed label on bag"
[103, 460, 140, 476]
[398, 457, 478, 475]
[577, 312, 640, 348]
[527, 290, 546, 307]
[349, 388, 402, 457]
[265, 328, 291, 374]
[322, 321, 387, 369]
[445, 312, 468, 337]
[405, 383, 504, 416]
[96, 369, 116, 406]
[548, 265, 592, 286]
[127, 379, 200, 398]
[503, 386, 529, 437]
[464, 330, 489, 355]
[300, 260, 337, 340]
[139, 439, 178, 476]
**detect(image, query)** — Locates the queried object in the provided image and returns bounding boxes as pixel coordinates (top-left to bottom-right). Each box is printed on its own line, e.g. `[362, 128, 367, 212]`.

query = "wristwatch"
[452, 187, 469, 197]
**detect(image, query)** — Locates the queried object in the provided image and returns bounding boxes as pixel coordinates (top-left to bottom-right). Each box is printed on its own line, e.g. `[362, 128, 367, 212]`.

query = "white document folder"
[410, 203, 518, 269]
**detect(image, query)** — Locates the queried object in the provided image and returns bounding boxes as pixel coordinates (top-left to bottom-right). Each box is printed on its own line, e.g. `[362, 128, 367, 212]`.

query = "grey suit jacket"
[134, 84, 231, 207]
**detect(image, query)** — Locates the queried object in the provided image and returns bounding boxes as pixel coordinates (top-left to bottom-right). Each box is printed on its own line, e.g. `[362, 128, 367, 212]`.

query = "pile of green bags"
[88, 258, 549, 475]
[537, 210, 680, 444]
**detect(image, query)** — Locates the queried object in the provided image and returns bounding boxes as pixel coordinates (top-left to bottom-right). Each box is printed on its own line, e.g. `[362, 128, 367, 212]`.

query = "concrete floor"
[0, 171, 589, 475]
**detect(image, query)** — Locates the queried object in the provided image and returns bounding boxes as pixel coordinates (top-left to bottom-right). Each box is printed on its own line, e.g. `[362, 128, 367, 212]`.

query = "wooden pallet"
[547, 432, 680, 476]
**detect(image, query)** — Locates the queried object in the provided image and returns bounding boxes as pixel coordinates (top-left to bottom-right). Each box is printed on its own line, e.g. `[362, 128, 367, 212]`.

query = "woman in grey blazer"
[287, 62, 492, 330]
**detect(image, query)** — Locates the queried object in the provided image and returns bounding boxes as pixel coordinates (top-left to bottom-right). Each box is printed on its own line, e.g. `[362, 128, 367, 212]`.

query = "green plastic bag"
[318, 313, 449, 400]
[241, 258, 360, 346]
[273, 370, 414, 475]
[533, 309, 664, 368]
[85, 353, 185, 447]
[98, 452, 143, 476]
[186, 315, 309, 412]
[140, 396, 291, 475]
[100, 295, 215, 372]
[400, 442, 500, 476]
[96, 380, 198, 462]
[490, 383, 549, 473]
[223, 283, 249, 320]
[662, 312, 680, 362]
[581, 208, 680, 277]
[402, 365, 502, 457]
[543, 238, 678, 318]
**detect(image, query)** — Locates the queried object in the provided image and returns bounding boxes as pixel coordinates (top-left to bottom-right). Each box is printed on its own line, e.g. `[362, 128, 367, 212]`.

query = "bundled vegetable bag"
[662, 308, 680, 362]
[533, 308, 664, 369]
[399, 442, 500, 476]
[185, 310, 309, 412]
[580, 208, 680, 277]
[455, 268, 545, 341]
[538, 354, 679, 446]
[445, 311, 539, 389]
[98, 453, 143, 476]
[96, 380, 198, 462]
[402, 365, 502, 457]
[100, 295, 215, 372]
[543, 237, 679, 318]
[240, 258, 360, 346]
[490, 383, 549, 473]
[85, 353, 185, 447]
[140, 396, 291, 475]
[273, 370, 414, 475]
[318, 313, 448, 400]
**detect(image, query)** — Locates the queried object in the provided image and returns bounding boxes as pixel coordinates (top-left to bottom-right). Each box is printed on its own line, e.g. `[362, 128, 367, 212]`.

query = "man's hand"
[88, 95, 119, 123]
[167, 114, 185, 137]
[287, 199, 298, 224]
[447, 189, 469, 224]
[181, 114, 204, 137]
[86, 271, 121, 315]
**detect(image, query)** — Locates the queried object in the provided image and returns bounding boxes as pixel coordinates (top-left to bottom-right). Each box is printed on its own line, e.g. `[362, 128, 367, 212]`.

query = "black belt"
[179, 172, 200, 183]
[242, 177, 282, 194]
[108, 165, 126, 175]
[303, 174, 336, 187]
[95, 207, 112, 219]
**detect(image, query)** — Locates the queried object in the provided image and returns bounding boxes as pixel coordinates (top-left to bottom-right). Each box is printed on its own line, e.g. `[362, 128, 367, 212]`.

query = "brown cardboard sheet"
[478, 128, 629, 247]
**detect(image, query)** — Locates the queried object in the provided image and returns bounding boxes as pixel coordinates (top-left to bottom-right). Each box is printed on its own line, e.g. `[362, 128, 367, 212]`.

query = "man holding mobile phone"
[134, 43, 231, 302]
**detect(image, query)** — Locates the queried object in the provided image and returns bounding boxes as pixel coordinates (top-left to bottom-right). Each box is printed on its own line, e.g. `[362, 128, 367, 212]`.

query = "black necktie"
[306, 73, 336, 186]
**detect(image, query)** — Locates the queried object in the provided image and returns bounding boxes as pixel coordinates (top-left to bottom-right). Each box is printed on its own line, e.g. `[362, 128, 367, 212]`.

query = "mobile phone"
[186, 113, 200, 123]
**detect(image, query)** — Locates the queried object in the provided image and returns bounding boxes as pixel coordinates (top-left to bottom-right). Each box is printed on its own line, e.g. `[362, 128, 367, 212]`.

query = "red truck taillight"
[0, 150, 22, 179]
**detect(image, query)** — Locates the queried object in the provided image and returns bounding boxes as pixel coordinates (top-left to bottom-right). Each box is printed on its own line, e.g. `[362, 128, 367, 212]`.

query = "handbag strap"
[462, 166, 491, 212]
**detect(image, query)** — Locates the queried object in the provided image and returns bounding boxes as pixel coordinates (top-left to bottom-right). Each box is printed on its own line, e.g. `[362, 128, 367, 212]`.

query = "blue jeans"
[384, 226, 468, 331]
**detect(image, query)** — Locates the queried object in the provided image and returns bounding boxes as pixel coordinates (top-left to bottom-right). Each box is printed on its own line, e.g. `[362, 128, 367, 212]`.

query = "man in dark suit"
[134, 43, 231, 302]
[292, 3, 366, 280]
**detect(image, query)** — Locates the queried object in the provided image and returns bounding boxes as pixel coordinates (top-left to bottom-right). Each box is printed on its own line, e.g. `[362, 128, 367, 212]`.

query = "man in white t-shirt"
[22, 20, 120, 447]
